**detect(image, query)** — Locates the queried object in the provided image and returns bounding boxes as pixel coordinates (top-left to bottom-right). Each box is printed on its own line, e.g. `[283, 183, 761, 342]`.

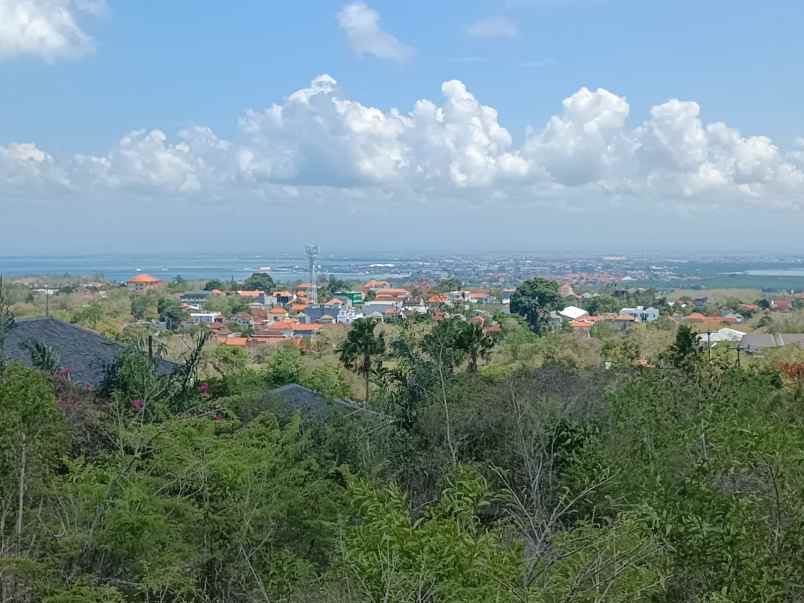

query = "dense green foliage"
[510, 278, 561, 333]
[3, 280, 804, 601]
[242, 272, 275, 292]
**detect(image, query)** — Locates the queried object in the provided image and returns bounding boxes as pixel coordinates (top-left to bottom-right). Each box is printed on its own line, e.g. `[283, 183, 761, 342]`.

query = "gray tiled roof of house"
[263, 384, 386, 422]
[299, 306, 337, 324]
[2, 317, 178, 387]
[739, 332, 804, 353]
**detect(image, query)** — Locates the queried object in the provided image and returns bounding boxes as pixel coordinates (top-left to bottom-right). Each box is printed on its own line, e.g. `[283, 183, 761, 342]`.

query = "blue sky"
[2, 0, 804, 254]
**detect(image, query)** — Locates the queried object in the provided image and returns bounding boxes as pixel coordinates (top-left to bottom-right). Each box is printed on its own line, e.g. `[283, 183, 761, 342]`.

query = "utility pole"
[706, 330, 711, 362]
[45, 282, 49, 317]
[305, 244, 319, 305]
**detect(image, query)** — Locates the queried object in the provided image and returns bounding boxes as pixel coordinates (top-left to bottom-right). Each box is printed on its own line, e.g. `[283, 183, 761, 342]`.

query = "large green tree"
[157, 298, 187, 331]
[242, 272, 275, 292]
[337, 317, 385, 402]
[509, 278, 561, 333]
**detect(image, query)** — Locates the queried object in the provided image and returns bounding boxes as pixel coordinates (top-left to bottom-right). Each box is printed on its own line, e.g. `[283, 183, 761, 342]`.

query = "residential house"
[772, 299, 793, 312]
[324, 297, 349, 309]
[261, 383, 386, 424]
[273, 290, 294, 305]
[361, 280, 391, 294]
[570, 317, 596, 335]
[468, 290, 494, 304]
[447, 290, 471, 304]
[427, 294, 450, 306]
[292, 323, 325, 338]
[2, 317, 177, 388]
[558, 306, 589, 320]
[698, 328, 746, 347]
[127, 274, 162, 292]
[335, 291, 364, 305]
[361, 303, 401, 321]
[598, 314, 636, 331]
[233, 313, 254, 327]
[190, 312, 222, 324]
[300, 305, 338, 324]
[237, 290, 275, 306]
[739, 333, 804, 354]
[259, 320, 298, 338]
[374, 288, 410, 302]
[620, 306, 660, 322]
[180, 291, 213, 306]
[269, 306, 290, 321]
[217, 336, 249, 348]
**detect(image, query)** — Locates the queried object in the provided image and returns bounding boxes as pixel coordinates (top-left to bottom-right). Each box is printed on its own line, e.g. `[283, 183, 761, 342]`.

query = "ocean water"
[0, 254, 408, 284]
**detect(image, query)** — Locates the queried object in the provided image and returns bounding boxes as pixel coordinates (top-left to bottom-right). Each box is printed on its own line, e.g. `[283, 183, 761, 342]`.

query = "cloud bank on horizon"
[3, 72, 803, 213]
[1, 0, 803, 228]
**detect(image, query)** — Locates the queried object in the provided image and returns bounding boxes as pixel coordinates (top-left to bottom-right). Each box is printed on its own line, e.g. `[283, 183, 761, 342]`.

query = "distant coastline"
[0, 255, 406, 283]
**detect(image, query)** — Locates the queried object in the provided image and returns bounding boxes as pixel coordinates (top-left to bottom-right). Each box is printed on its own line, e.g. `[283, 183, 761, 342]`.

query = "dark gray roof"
[2, 317, 177, 387]
[266, 384, 369, 420]
[739, 332, 804, 353]
[180, 291, 212, 299]
[299, 305, 337, 324]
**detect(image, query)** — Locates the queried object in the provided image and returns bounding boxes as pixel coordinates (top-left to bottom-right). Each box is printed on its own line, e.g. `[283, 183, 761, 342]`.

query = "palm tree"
[337, 317, 386, 403]
[25, 340, 61, 373]
[456, 322, 498, 373]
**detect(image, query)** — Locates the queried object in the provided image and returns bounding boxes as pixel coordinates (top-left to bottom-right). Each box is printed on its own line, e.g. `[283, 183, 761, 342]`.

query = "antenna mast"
[305, 244, 319, 305]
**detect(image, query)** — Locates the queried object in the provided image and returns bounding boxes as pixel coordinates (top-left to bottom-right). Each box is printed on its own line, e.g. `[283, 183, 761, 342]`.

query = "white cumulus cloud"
[0, 0, 100, 61]
[337, 2, 413, 62]
[2, 75, 804, 214]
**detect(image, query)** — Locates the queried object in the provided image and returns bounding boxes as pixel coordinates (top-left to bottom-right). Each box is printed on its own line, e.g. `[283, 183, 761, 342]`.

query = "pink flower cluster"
[131, 399, 144, 411]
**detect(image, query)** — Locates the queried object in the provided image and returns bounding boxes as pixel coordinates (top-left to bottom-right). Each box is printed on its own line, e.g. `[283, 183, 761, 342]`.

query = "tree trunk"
[363, 354, 370, 403]
[16, 433, 26, 549]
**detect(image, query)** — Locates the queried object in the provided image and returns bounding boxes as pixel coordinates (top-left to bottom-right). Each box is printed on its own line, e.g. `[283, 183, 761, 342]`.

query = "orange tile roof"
[127, 274, 161, 284]
[324, 298, 345, 305]
[292, 323, 324, 332]
[237, 290, 263, 298]
[273, 290, 293, 297]
[289, 303, 308, 312]
[270, 307, 289, 314]
[219, 337, 248, 347]
[263, 320, 299, 329]
[428, 294, 450, 304]
[297, 282, 313, 289]
[362, 280, 390, 289]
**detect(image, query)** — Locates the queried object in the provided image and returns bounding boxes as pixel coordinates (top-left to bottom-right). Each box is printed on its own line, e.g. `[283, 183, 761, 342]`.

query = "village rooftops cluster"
[160, 279, 504, 350]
